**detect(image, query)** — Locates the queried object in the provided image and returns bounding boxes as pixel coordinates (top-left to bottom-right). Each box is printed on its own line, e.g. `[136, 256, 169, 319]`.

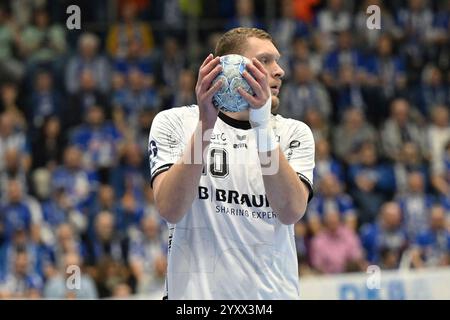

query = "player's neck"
[222, 111, 249, 121]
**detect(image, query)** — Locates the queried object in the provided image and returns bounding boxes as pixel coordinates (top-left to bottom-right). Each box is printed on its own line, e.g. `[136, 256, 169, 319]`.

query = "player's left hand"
[237, 58, 271, 109]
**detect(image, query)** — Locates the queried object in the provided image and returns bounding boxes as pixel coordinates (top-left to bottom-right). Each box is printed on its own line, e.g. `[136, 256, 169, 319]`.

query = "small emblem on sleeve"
[149, 140, 158, 157]
[289, 140, 301, 148]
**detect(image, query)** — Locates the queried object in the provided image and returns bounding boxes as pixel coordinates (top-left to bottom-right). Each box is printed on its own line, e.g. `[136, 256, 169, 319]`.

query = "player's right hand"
[195, 54, 223, 130]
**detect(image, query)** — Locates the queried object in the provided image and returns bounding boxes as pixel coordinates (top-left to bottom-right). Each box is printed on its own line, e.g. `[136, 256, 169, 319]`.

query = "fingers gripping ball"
[212, 54, 254, 113]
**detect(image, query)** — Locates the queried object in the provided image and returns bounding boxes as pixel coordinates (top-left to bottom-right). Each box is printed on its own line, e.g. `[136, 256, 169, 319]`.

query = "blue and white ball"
[212, 54, 254, 113]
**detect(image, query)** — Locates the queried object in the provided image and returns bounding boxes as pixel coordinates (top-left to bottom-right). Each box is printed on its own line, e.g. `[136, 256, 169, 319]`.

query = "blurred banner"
[136, 267, 450, 300]
[300, 267, 450, 300]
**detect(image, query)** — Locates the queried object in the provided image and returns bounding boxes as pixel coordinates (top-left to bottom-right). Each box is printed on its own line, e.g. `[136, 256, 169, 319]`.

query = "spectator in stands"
[84, 211, 128, 267]
[226, 0, 264, 31]
[0, 6, 24, 82]
[0, 148, 29, 199]
[287, 37, 323, 81]
[51, 145, 98, 212]
[411, 205, 450, 268]
[128, 214, 166, 294]
[154, 36, 187, 107]
[51, 224, 85, 272]
[332, 108, 378, 165]
[29, 70, 61, 131]
[67, 70, 110, 128]
[0, 248, 43, 298]
[308, 173, 357, 233]
[354, 0, 398, 49]
[66, 33, 111, 95]
[381, 98, 427, 163]
[348, 142, 396, 225]
[310, 209, 365, 274]
[113, 68, 160, 129]
[419, 65, 448, 117]
[169, 69, 196, 108]
[314, 138, 344, 183]
[71, 105, 124, 184]
[333, 64, 367, 120]
[303, 109, 330, 142]
[0, 180, 41, 243]
[88, 184, 120, 235]
[428, 106, 450, 195]
[106, 2, 154, 59]
[366, 34, 407, 102]
[322, 30, 365, 88]
[316, 0, 351, 40]
[270, 0, 309, 57]
[1, 82, 27, 130]
[17, 8, 66, 64]
[43, 251, 98, 299]
[31, 116, 66, 171]
[393, 142, 428, 195]
[279, 61, 331, 121]
[396, 171, 434, 241]
[360, 202, 408, 267]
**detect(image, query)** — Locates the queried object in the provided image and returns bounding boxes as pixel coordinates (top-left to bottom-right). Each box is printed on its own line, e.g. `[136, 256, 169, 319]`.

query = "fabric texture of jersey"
[148, 105, 315, 300]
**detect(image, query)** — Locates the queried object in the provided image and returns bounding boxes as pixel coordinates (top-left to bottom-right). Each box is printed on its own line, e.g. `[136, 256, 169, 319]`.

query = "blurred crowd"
[0, 0, 449, 299]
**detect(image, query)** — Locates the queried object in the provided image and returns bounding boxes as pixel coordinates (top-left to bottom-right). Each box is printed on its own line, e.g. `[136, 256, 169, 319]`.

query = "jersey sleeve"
[148, 111, 186, 187]
[282, 121, 315, 202]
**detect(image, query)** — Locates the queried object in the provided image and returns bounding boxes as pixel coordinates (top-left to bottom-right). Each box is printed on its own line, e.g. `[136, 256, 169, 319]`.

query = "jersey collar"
[218, 112, 252, 130]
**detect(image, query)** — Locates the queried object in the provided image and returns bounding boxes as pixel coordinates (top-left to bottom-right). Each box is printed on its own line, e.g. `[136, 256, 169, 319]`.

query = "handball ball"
[212, 54, 254, 113]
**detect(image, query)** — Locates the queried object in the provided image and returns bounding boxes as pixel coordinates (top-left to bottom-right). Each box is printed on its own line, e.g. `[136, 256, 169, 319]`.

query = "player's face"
[241, 37, 285, 112]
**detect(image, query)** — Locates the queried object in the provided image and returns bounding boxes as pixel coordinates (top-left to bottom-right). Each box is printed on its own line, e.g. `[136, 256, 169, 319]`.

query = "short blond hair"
[214, 27, 274, 56]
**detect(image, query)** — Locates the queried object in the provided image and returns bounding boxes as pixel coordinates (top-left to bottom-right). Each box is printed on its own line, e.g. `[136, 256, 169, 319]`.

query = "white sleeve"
[148, 111, 186, 187]
[282, 121, 315, 202]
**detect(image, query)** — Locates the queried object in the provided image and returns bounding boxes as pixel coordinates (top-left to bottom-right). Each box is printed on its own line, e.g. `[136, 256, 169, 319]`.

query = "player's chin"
[271, 96, 280, 113]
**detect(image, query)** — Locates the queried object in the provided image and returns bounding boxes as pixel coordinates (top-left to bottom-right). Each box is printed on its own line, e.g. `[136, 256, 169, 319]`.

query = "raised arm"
[151, 54, 223, 224]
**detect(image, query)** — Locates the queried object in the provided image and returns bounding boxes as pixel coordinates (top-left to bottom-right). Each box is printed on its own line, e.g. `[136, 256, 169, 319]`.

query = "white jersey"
[149, 105, 315, 300]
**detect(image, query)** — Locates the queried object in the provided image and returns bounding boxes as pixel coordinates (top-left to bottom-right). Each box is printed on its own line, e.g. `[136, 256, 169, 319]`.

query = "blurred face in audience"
[154, 255, 167, 278]
[381, 203, 402, 230]
[401, 142, 420, 165]
[80, 70, 96, 91]
[294, 62, 312, 84]
[316, 139, 330, 160]
[281, 0, 294, 18]
[122, 2, 137, 22]
[431, 106, 449, 127]
[36, 72, 52, 92]
[14, 252, 29, 276]
[129, 69, 143, 91]
[99, 185, 115, 206]
[407, 172, 424, 194]
[179, 69, 196, 92]
[142, 216, 158, 240]
[80, 34, 98, 59]
[96, 212, 114, 241]
[360, 143, 377, 166]
[35, 10, 49, 28]
[430, 207, 446, 231]
[320, 174, 340, 197]
[7, 180, 23, 203]
[1, 83, 17, 106]
[64, 147, 82, 170]
[304, 109, 323, 129]
[87, 106, 104, 127]
[324, 210, 341, 233]
[125, 144, 142, 167]
[377, 36, 392, 57]
[44, 117, 61, 138]
[391, 99, 409, 125]
[236, 0, 254, 17]
[4, 148, 20, 172]
[64, 252, 81, 274]
[344, 109, 363, 129]
[338, 32, 352, 51]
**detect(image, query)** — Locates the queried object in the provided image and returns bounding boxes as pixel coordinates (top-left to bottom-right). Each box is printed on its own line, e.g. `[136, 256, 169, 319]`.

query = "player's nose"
[272, 61, 285, 79]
